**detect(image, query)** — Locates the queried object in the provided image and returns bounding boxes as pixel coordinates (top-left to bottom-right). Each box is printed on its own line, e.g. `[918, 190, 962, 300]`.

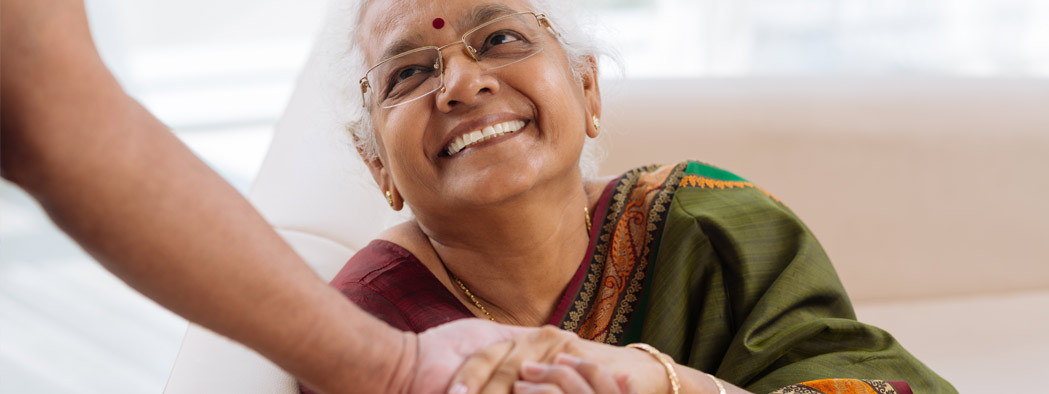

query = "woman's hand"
[447, 326, 666, 394]
[397, 319, 532, 394]
[513, 354, 637, 394]
[448, 326, 748, 394]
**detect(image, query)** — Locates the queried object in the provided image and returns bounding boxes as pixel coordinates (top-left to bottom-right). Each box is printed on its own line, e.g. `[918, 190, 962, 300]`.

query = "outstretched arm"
[0, 0, 411, 391]
[1, 1, 530, 393]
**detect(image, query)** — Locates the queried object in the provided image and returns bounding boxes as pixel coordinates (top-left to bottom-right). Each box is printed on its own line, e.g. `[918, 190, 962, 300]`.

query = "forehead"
[357, 0, 533, 63]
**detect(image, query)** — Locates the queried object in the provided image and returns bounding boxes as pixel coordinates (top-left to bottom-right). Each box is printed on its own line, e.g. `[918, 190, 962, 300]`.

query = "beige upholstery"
[164, 41, 1049, 392]
[599, 78, 1049, 302]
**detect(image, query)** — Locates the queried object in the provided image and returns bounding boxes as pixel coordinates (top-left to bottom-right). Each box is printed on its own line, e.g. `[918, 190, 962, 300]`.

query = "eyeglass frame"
[358, 11, 559, 109]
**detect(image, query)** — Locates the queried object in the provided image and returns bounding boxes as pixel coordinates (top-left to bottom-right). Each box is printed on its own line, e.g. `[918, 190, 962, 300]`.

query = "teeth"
[445, 120, 526, 156]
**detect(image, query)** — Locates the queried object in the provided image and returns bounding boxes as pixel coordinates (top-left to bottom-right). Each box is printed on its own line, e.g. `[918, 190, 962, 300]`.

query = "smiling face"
[356, 0, 601, 221]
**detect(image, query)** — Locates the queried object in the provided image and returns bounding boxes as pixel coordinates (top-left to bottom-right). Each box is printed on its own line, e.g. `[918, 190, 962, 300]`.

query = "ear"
[354, 136, 403, 211]
[580, 56, 602, 138]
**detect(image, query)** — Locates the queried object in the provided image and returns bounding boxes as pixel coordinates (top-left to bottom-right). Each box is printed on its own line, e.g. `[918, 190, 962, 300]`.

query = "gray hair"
[318, 0, 613, 177]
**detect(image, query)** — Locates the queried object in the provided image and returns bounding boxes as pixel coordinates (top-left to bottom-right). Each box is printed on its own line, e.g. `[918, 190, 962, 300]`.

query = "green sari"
[550, 161, 956, 394]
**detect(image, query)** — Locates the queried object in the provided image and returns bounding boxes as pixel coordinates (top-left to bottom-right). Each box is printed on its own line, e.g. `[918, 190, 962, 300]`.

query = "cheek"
[526, 51, 585, 109]
[373, 110, 434, 179]
[374, 109, 422, 152]
[527, 64, 587, 131]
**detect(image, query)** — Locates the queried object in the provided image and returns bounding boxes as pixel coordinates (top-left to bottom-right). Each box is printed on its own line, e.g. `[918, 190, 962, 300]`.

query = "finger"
[553, 354, 621, 394]
[479, 326, 576, 394]
[448, 340, 514, 394]
[520, 361, 595, 394]
[614, 372, 639, 394]
[513, 381, 563, 394]
[478, 347, 529, 394]
[417, 319, 538, 394]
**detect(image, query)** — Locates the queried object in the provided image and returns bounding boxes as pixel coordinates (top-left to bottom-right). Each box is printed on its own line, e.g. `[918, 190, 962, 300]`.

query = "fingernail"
[514, 381, 538, 393]
[554, 353, 581, 366]
[521, 361, 547, 379]
[447, 382, 468, 394]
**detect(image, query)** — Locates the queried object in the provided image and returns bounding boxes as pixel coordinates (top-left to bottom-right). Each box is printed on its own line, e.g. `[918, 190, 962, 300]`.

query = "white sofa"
[164, 44, 1049, 392]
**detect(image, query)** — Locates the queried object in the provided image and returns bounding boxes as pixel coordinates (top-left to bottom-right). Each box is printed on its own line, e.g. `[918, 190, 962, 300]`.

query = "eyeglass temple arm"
[536, 14, 559, 37]
[359, 77, 370, 107]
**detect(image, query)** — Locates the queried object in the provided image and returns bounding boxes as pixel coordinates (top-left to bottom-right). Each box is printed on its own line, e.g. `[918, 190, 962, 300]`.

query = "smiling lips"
[444, 120, 527, 156]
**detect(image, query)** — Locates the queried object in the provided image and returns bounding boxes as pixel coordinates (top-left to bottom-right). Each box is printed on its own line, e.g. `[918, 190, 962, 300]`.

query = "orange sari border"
[770, 379, 911, 394]
[678, 173, 780, 202]
[559, 163, 685, 343]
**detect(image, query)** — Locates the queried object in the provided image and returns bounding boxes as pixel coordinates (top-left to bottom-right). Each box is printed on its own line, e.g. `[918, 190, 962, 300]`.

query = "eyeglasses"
[359, 11, 558, 109]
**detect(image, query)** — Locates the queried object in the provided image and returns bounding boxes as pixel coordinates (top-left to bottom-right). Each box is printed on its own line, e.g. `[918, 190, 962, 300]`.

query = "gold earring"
[591, 115, 601, 130]
[385, 190, 394, 207]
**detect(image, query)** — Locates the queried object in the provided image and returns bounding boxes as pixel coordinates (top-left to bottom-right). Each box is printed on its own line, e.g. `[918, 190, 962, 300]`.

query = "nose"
[435, 46, 500, 113]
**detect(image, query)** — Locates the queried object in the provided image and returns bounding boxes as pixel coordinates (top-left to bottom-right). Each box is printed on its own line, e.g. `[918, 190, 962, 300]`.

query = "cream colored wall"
[598, 78, 1049, 302]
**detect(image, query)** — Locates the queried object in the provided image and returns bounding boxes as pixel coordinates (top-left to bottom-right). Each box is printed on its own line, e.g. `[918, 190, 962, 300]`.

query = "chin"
[444, 158, 546, 206]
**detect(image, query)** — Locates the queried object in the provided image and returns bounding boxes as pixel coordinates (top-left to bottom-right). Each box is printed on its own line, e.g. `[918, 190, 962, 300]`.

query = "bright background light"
[2, 0, 1045, 392]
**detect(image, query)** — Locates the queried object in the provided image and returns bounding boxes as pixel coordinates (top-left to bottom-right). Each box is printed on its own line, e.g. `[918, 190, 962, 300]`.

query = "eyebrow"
[379, 33, 426, 63]
[455, 3, 520, 32]
[376, 3, 521, 62]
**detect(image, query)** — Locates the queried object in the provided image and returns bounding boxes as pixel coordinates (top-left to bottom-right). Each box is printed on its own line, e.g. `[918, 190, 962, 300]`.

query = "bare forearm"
[1, 1, 406, 392]
[676, 367, 750, 394]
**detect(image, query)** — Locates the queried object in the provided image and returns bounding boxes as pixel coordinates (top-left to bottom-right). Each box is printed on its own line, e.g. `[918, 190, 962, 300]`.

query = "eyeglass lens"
[366, 13, 546, 109]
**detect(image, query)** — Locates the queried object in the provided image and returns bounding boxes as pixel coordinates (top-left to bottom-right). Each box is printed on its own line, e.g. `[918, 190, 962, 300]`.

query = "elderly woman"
[310, 0, 958, 393]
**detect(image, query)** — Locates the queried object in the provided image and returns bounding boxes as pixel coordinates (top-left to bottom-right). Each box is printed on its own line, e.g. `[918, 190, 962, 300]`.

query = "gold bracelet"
[706, 372, 727, 394]
[626, 343, 680, 394]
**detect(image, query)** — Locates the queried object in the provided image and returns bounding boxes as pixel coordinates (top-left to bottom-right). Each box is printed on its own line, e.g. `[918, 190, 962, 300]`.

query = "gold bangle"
[626, 343, 680, 394]
[706, 372, 727, 394]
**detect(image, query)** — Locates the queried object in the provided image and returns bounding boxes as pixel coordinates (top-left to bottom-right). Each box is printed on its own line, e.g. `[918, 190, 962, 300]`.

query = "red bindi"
[432, 17, 445, 29]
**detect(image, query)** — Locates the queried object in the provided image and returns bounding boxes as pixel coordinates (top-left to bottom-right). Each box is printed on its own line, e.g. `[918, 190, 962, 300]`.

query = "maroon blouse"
[329, 179, 618, 333]
[329, 239, 476, 332]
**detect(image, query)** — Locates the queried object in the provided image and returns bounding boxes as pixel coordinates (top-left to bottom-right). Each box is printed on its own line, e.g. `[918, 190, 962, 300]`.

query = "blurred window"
[86, 0, 1049, 129]
[588, 0, 1049, 78]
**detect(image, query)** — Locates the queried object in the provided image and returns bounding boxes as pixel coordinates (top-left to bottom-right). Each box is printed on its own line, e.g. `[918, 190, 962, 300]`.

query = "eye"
[384, 64, 432, 95]
[395, 66, 428, 82]
[378, 63, 434, 100]
[485, 31, 524, 48]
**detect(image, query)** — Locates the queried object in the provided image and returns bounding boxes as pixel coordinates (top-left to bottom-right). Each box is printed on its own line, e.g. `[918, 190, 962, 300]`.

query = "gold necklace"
[453, 275, 496, 321]
[584, 206, 591, 234]
[448, 207, 592, 322]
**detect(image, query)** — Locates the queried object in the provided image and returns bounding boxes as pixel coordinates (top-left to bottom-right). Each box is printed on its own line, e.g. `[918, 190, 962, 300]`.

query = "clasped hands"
[405, 321, 681, 394]
[451, 325, 664, 394]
